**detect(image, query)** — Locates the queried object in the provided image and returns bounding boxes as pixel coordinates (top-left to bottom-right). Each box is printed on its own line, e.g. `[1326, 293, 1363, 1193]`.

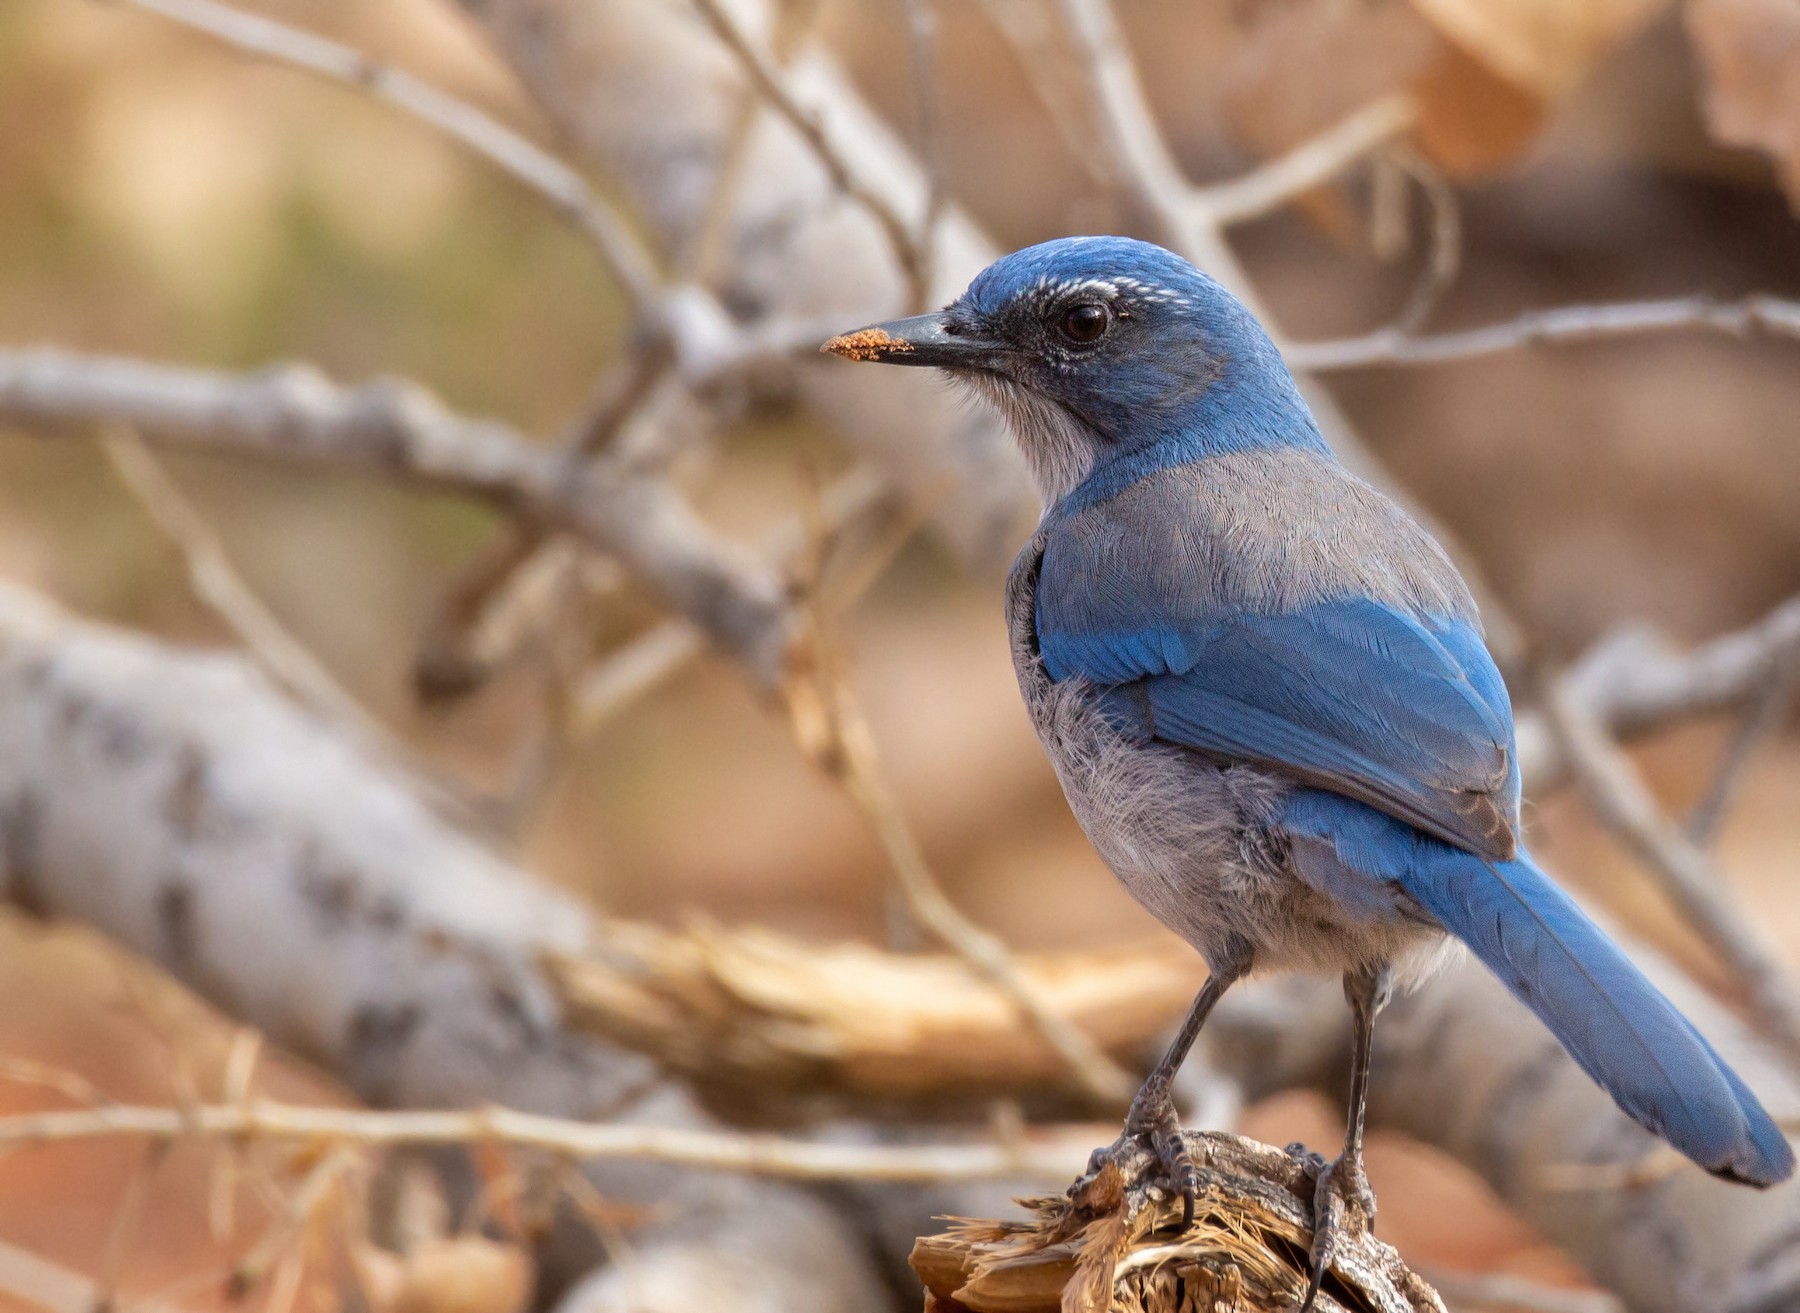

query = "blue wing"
[1038, 587, 1521, 861]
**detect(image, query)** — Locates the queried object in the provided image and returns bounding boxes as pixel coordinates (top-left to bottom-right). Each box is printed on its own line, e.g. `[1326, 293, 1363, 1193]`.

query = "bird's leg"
[1087, 950, 1248, 1228]
[1301, 960, 1394, 1313]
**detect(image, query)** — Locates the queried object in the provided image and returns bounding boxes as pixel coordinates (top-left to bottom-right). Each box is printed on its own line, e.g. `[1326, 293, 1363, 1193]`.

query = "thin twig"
[904, 0, 944, 312]
[0, 1237, 188, 1313]
[0, 1056, 112, 1108]
[825, 691, 1137, 1103]
[1287, 295, 1800, 371]
[208, 1028, 263, 1243]
[100, 426, 391, 744]
[1686, 645, 1800, 846]
[690, 0, 931, 306]
[573, 467, 897, 733]
[226, 1146, 355, 1300]
[976, 0, 1121, 193]
[0, 1100, 1082, 1183]
[1385, 145, 1461, 335]
[94, 1142, 168, 1313]
[412, 347, 672, 704]
[1542, 677, 1800, 1069]
[787, 520, 1137, 1104]
[116, 0, 663, 312]
[1191, 95, 1419, 228]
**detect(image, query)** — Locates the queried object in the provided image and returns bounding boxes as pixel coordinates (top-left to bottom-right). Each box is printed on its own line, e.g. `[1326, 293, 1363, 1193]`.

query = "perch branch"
[912, 1131, 1442, 1313]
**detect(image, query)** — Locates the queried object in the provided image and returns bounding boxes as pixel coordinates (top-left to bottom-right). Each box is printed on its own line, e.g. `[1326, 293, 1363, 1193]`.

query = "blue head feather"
[950, 236, 1326, 510]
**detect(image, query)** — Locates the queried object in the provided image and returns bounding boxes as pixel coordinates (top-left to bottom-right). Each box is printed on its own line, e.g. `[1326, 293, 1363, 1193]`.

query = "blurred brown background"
[2, 0, 1800, 1308]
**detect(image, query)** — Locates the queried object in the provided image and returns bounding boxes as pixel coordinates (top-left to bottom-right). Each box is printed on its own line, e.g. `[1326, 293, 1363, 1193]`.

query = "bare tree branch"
[1192, 95, 1419, 228]
[1288, 295, 1800, 371]
[452, 0, 1036, 563]
[1542, 676, 1800, 1068]
[0, 349, 793, 683]
[688, 0, 931, 309]
[0, 579, 886, 1312]
[1687, 646, 1800, 846]
[4, 576, 1800, 1307]
[1515, 596, 1800, 791]
[120, 0, 664, 313]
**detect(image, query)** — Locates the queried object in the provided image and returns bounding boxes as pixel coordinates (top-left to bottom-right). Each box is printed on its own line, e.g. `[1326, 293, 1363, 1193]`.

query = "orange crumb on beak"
[820, 328, 915, 362]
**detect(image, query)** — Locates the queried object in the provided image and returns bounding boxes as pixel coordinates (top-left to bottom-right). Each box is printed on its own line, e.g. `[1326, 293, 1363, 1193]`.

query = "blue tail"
[1285, 792, 1794, 1186]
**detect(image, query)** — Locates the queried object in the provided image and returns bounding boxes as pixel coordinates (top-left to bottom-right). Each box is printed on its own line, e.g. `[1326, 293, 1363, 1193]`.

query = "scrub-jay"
[825, 236, 1793, 1306]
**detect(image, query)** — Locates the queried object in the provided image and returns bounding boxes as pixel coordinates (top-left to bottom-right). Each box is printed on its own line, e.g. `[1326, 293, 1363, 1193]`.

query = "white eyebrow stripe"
[1028, 274, 1193, 308]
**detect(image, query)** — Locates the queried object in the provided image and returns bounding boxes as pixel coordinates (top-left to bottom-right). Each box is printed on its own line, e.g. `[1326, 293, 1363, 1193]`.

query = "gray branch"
[0, 348, 791, 684]
[0, 579, 885, 1312]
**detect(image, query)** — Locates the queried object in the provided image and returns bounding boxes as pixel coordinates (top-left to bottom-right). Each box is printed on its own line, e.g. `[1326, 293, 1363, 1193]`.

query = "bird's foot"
[1295, 1147, 1377, 1313]
[1075, 1077, 1201, 1229]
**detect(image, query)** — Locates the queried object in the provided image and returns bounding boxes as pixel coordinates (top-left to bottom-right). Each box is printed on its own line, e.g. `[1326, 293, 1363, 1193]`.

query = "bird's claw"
[1298, 1152, 1376, 1313]
[1081, 1079, 1200, 1228]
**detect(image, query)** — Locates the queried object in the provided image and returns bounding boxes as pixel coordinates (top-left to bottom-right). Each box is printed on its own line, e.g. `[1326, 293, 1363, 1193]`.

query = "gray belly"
[1004, 531, 1451, 983]
[1019, 668, 1451, 981]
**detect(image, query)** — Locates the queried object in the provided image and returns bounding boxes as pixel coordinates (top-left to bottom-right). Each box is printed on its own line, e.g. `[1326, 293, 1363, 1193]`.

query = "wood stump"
[911, 1132, 1444, 1313]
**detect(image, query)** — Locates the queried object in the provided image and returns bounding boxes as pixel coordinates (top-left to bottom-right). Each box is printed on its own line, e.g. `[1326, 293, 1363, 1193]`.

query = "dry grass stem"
[0, 1100, 1086, 1184]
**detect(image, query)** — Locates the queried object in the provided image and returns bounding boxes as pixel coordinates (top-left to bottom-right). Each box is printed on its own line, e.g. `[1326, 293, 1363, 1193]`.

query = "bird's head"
[823, 235, 1321, 507]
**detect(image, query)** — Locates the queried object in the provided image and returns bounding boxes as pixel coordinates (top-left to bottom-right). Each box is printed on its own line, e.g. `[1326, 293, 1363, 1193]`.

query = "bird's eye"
[1058, 303, 1110, 344]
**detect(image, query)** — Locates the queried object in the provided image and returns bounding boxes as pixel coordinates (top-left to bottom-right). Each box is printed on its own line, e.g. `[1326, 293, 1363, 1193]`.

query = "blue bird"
[825, 235, 1794, 1307]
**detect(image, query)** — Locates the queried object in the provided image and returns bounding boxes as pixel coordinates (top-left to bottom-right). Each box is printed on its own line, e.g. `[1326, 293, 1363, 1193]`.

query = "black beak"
[820, 311, 1005, 370]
